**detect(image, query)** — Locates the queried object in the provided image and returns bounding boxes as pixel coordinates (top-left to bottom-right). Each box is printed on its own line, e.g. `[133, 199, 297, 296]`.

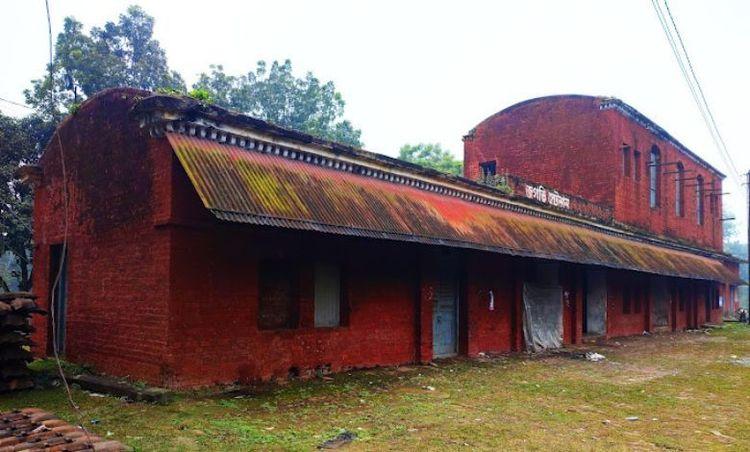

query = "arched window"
[649, 146, 661, 208]
[675, 163, 684, 217]
[696, 175, 704, 225]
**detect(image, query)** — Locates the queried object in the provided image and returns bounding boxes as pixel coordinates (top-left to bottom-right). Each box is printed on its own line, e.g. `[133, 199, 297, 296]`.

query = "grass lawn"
[2, 324, 750, 451]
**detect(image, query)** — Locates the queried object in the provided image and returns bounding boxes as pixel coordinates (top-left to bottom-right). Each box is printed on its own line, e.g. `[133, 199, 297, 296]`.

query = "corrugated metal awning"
[167, 133, 740, 284]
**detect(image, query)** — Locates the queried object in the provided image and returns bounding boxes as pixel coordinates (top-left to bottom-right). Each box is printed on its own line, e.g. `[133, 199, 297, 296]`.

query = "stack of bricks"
[0, 408, 127, 451]
[0, 292, 43, 393]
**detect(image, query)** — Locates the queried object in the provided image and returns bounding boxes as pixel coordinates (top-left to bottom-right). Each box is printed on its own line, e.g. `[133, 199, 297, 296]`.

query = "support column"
[511, 262, 524, 352]
[416, 269, 434, 364]
[574, 267, 584, 344]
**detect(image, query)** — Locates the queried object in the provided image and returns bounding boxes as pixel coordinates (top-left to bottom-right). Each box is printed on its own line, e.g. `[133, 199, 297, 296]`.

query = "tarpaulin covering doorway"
[523, 261, 563, 352]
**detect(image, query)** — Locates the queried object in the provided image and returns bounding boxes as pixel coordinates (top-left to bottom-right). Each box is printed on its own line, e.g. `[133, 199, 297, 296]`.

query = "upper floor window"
[675, 163, 685, 217]
[696, 175, 704, 225]
[634, 151, 641, 181]
[708, 179, 717, 216]
[622, 146, 631, 177]
[648, 146, 661, 208]
[479, 161, 496, 180]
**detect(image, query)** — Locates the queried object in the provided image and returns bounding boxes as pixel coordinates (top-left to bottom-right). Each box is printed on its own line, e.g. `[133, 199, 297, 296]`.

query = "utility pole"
[747, 171, 750, 324]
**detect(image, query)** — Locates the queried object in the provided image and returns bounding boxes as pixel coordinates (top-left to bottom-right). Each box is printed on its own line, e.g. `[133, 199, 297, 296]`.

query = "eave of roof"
[132, 93, 739, 265]
[161, 131, 741, 285]
[598, 97, 726, 179]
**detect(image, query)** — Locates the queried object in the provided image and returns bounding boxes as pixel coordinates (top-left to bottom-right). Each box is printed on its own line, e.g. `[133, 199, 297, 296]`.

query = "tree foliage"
[3, 5, 365, 292]
[194, 61, 362, 147]
[25, 5, 184, 118]
[398, 143, 463, 176]
[0, 113, 56, 290]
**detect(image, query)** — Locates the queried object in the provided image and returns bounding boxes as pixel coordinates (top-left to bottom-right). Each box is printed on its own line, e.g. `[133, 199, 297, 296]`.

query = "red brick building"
[28, 89, 741, 388]
[464, 94, 742, 332]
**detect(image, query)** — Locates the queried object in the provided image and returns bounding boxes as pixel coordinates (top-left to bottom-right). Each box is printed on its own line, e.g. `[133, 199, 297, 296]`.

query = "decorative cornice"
[599, 98, 725, 179]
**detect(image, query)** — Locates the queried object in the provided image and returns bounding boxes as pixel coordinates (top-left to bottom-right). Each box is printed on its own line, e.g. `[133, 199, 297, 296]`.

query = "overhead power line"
[650, 0, 742, 189]
[0, 97, 33, 110]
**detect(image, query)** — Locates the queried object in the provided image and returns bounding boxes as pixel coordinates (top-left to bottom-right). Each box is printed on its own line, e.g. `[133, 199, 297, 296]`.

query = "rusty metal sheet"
[167, 133, 740, 284]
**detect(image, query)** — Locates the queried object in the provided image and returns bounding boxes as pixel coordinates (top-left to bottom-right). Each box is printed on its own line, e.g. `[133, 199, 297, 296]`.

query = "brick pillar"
[574, 267, 584, 344]
[644, 277, 652, 333]
[511, 263, 524, 352]
[669, 279, 680, 331]
[416, 270, 434, 364]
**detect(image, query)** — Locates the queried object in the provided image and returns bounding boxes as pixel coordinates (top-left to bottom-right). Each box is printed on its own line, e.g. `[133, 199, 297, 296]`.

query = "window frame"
[479, 161, 497, 181]
[696, 175, 704, 226]
[622, 146, 631, 177]
[675, 163, 685, 217]
[257, 260, 300, 331]
[622, 286, 632, 314]
[648, 146, 661, 208]
[634, 150, 641, 181]
[313, 261, 344, 328]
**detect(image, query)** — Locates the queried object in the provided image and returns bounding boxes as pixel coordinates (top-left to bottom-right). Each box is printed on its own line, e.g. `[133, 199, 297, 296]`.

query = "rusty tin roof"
[166, 132, 740, 284]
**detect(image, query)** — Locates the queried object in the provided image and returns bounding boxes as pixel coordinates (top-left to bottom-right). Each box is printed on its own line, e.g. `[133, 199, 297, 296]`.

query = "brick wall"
[464, 254, 517, 356]
[32, 89, 173, 383]
[31, 89, 731, 388]
[464, 95, 724, 250]
[165, 217, 424, 386]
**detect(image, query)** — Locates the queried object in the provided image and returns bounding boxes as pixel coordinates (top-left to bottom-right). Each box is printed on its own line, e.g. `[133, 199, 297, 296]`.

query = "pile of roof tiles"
[0, 408, 127, 451]
[0, 293, 43, 393]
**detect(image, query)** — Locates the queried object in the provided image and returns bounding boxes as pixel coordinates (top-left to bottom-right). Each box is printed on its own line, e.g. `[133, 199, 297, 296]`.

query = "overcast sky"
[2, 0, 749, 235]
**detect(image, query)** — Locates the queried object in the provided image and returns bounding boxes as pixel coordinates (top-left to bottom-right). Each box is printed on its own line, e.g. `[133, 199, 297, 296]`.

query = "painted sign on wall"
[523, 184, 571, 209]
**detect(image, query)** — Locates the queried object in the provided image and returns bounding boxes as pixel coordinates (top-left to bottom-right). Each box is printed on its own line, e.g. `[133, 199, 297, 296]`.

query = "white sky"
[2, 0, 749, 237]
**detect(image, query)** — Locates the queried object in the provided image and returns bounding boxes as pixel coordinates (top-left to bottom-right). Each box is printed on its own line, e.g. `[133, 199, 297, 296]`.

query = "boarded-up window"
[622, 146, 631, 177]
[314, 262, 341, 327]
[678, 287, 686, 312]
[622, 286, 632, 314]
[633, 286, 642, 314]
[258, 261, 299, 330]
[634, 151, 641, 181]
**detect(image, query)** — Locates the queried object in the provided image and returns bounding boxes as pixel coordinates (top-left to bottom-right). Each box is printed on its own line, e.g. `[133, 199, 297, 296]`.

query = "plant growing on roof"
[476, 171, 513, 195]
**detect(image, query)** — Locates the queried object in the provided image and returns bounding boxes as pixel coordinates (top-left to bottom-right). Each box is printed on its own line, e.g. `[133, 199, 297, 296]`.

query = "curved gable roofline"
[470, 94, 725, 178]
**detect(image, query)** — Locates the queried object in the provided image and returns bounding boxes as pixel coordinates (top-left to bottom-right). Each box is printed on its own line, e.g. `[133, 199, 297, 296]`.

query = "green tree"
[25, 5, 184, 117]
[194, 61, 362, 147]
[4, 5, 183, 292]
[0, 113, 56, 291]
[398, 143, 463, 176]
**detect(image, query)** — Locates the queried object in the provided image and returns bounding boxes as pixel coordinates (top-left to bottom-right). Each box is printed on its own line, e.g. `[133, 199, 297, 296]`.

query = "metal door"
[651, 277, 670, 329]
[585, 269, 607, 336]
[433, 268, 458, 358]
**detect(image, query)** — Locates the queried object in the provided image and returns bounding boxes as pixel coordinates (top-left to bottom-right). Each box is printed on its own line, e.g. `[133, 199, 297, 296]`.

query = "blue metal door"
[433, 270, 458, 358]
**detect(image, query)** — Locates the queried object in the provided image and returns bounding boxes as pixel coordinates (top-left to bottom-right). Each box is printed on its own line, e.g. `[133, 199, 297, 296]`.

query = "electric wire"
[651, 0, 742, 189]
[44, 0, 92, 441]
[662, 0, 742, 185]
[0, 97, 33, 110]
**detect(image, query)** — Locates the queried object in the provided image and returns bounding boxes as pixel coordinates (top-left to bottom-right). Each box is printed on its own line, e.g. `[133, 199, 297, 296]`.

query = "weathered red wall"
[464, 254, 517, 356]
[32, 89, 174, 383]
[464, 95, 724, 250]
[165, 223, 421, 386]
[30, 89, 731, 389]
[606, 271, 650, 338]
